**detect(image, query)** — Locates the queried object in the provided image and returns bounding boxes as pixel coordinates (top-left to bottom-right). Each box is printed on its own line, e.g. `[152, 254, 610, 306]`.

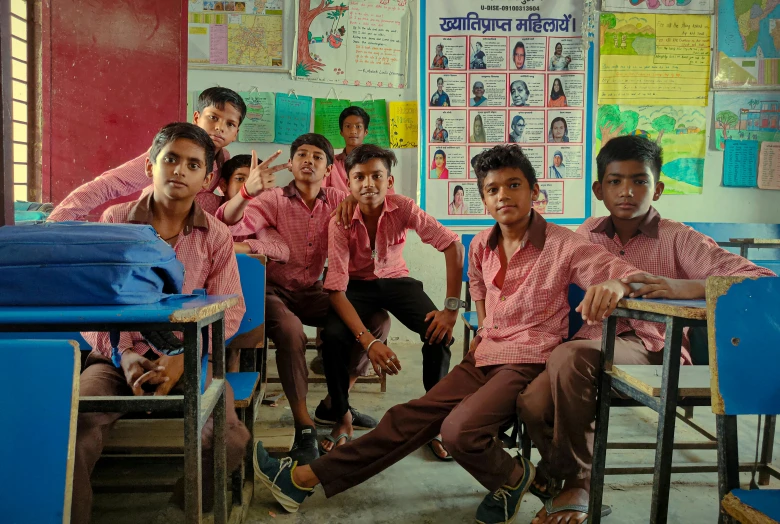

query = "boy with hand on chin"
[72, 123, 248, 524]
[252, 144, 643, 524]
[518, 135, 776, 524]
[49, 87, 246, 221]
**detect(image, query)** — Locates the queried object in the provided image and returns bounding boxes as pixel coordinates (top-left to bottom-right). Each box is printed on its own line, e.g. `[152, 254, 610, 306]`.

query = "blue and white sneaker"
[474, 455, 536, 524]
[254, 440, 313, 513]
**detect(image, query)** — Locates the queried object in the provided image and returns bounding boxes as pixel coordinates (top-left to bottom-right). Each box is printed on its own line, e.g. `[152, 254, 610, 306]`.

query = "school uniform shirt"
[468, 211, 641, 367]
[575, 207, 776, 363]
[48, 148, 228, 222]
[83, 192, 246, 357]
[217, 180, 346, 292]
[323, 151, 395, 195]
[324, 194, 459, 292]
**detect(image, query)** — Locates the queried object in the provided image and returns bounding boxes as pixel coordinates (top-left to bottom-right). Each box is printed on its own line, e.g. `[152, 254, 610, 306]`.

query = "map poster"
[420, 0, 592, 226]
[714, 0, 780, 89]
[596, 104, 706, 194]
[713, 91, 780, 150]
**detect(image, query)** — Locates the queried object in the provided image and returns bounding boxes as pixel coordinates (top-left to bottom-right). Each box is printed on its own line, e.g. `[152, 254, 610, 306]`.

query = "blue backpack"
[0, 222, 184, 306]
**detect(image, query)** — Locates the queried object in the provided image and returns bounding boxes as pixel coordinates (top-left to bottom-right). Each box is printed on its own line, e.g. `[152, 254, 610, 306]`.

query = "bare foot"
[429, 435, 450, 460]
[531, 478, 590, 524]
[320, 411, 353, 453]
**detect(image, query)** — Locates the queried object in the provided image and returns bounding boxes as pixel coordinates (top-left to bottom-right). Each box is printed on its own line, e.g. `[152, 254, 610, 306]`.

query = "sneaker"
[474, 455, 536, 524]
[289, 425, 319, 465]
[314, 401, 378, 429]
[253, 440, 313, 513]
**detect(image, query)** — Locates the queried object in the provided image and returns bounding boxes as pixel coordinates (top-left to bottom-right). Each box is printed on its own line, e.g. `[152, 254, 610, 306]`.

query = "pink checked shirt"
[324, 194, 459, 292]
[216, 180, 347, 292]
[322, 151, 395, 195]
[83, 192, 246, 357]
[49, 148, 228, 222]
[469, 211, 641, 367]
[575, 207, 776, 363]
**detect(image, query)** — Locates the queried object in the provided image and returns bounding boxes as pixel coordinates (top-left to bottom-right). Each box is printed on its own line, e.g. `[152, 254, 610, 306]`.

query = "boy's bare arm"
[424, 241, 465, 343]
[468, 299, 487, 353]
[576, 279, 631, 325]
[622, 273, 706, 299]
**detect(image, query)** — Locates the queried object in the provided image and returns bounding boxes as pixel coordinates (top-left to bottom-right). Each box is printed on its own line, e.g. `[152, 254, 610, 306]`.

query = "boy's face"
[290, 144, 332, 184]
[481, 167, 539, 225]
[341, 115, 368, 149]
[218, 166, 250, 200]
[146, 139, 213, 202]
[193, 103, 242, 152]
[348, 158, 394, 207]
[593, 159, 664, 221]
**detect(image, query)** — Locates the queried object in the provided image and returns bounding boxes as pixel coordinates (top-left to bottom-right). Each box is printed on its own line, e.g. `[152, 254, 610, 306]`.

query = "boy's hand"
[424, 309, 457, 344]
[233, 241, 252, 254]
[622, 273, 705, 300]
[469, 334, 481, 354]
[243, 150, 289, 197]
[120, 352, 168, 396]
[152, 354, 185, 396]
[366, 341, 402, 376]
[576, 279, 630, 326]
[331, 194, 358, 228]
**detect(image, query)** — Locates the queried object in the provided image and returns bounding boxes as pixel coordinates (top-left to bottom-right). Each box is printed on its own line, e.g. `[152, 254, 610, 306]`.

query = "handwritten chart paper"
[238, 91, 275, 143]
[601, 0, 713, 14]
[314, 99, 351, 150]
[599, 13, 710, 106]
[389, 101, 418, 149]
[758, 142, 780, 190]
[723, 140, 758, 187]
[352, 100, 390, 148]
[274, 94, 312, 145]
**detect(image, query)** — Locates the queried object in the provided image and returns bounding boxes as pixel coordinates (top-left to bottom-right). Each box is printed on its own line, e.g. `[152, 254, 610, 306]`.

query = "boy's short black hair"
[596, 135, 663, 183]
[472, 144, 537, 197]
[345, 144, 397, 176]
[220, 154, 252, 183]
[290, 133, 335, 166]
[196, 87, 248, 125]
[338, 106, 371, 131]
[149, 123, 216, 176]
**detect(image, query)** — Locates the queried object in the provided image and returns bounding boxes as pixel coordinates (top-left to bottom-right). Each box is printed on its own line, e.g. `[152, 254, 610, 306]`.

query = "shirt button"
[500, 296, 506, 301]
[308, 242, 312, 246]
[493, 325, 498, 329]
[310, 215, 314, 219]
[619, 250, 625, 255]
[305, 266, 309, 269]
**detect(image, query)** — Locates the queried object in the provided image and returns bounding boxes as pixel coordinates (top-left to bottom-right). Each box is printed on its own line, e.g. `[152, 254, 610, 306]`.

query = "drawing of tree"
[600, 13, 617, 48]
[296, 0, 348, 75]
[651, 114, 676, 144]
[596, 104, 637, 144]
[715, 110, 739, 141]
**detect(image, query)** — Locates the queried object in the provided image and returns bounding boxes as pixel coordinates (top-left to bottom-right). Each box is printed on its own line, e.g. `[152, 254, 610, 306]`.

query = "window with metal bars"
[9, 0, 32, 202]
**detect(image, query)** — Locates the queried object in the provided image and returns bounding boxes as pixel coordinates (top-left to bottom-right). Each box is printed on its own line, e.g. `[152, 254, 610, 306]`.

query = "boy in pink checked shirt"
[252, 144, 643, 524]
[49, 87, 246, 222]
[519, 136, 777, 524]
[71, 123, 249, 524]
[217, 134, 390, 466]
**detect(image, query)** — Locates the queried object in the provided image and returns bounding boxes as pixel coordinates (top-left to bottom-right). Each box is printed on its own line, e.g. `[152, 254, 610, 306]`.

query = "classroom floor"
[91, 342, 779, 524]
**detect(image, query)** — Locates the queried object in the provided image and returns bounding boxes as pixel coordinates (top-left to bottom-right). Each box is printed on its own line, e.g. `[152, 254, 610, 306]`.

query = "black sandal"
[427, 435, 454, 461]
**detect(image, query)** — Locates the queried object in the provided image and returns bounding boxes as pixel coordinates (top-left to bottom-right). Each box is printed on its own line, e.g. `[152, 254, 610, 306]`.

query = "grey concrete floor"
[91, 342, 780, 524]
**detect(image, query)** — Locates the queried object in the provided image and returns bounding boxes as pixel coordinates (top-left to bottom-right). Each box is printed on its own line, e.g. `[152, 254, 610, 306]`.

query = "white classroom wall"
[188, 4, 780, 343]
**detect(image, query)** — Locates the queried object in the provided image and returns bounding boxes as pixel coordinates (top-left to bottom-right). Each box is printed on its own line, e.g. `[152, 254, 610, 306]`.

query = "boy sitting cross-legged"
[252, 144, 646, 524]
[518, 135, 777, 524]
[71, 123, 249, 524]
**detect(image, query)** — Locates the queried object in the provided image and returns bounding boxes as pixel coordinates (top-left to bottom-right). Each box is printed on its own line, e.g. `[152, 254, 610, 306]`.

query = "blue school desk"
[0, 294, 239, 524]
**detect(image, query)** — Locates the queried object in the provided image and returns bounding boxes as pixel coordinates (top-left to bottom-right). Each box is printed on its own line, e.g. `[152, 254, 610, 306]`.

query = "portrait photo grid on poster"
[422, 3, 588, 222]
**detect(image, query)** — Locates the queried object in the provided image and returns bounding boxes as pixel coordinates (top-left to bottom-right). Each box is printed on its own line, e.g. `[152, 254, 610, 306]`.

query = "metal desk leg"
[649, 317, 684, 524]
[213, 317, 228, 524]
[588, 316, 617, 524]
[716, 415, 739, 524]
[759, 415, 776, 485]
[184, 323, 203, 523]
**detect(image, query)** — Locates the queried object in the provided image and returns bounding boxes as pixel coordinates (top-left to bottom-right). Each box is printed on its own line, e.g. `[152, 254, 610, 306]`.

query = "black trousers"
[322, 277, 452, 418]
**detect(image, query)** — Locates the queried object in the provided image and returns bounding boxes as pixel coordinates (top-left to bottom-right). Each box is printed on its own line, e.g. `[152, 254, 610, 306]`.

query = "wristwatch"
[444, 297, 467, 311]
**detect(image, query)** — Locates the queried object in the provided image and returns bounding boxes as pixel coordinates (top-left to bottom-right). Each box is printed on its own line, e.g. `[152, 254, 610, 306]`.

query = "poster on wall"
[600, 0, 714, 15]
[292, 0, 411, 88]
[420, 0, 592, 226]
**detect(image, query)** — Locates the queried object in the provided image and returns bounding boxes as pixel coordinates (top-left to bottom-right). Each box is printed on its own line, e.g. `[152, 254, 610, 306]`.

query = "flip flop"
[427, 435, 454, 461]
[529, 472, 562, 501]
[543, 499, 613, 521]
[318, 433, 351, 455]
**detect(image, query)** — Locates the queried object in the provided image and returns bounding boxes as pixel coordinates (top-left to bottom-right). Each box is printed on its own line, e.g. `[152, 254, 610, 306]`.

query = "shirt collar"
[336, 150, 347, 161]
[486, 209, 547, 251]
[126, 191, 209, 236]
[351, 195, 397, 225]
[591, 206, 660, 239]
[281, 179, 328, 202]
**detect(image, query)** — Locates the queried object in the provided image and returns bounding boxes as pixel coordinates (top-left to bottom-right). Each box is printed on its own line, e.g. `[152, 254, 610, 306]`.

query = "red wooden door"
[41, 0, 187, 215]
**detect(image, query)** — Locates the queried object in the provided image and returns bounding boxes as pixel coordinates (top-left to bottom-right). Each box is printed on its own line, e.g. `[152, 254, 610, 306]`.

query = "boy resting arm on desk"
[73, 123, 248, 524]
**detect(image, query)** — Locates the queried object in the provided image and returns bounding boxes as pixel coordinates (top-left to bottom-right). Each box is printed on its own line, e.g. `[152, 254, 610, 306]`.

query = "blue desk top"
[0, 295, 239, 325]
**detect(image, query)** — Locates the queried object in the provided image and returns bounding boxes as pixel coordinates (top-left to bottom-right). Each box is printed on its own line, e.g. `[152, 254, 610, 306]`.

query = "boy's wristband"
[239, 184, 253, 201]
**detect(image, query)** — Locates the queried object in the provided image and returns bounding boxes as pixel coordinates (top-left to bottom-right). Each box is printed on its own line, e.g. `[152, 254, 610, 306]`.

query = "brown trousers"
[265, 282, 389, 405]
[71, 353, 250, 524]
[516, 333, 661, 480]
[310, 352, 544, 497]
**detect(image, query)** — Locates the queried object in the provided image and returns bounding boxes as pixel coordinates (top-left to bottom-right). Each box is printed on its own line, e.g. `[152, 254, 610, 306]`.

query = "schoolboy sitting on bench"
[72, 123, 248, 524]
[252, 144, 645, 524]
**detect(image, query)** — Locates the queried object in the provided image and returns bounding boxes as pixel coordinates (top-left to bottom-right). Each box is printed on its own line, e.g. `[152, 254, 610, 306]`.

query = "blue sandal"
[318, 433, 351, 455]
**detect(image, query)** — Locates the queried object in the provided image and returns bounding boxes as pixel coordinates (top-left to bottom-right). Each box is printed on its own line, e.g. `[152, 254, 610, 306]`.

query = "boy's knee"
[321, 319, 353, 346]
[546, 342, 600, 383]
[516, 377, 552, 423]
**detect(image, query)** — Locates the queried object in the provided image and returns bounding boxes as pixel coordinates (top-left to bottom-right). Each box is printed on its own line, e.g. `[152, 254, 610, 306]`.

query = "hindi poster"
[275, 93, 313, 144]
[420, 0, 591, 225]
[238, 91, 275, 143]
[388, 101, 418, 148]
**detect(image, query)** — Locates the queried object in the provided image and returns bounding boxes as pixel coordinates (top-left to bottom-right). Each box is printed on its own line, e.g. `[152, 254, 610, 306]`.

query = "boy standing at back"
[49, 87, 246, 221]
[72, 123, 248, 524]
[519, 135, 776, 524]
[217, 134, 389, 465]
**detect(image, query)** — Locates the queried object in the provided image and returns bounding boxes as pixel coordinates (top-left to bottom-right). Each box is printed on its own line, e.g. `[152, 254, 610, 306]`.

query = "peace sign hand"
[243, 150, 290, 197]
